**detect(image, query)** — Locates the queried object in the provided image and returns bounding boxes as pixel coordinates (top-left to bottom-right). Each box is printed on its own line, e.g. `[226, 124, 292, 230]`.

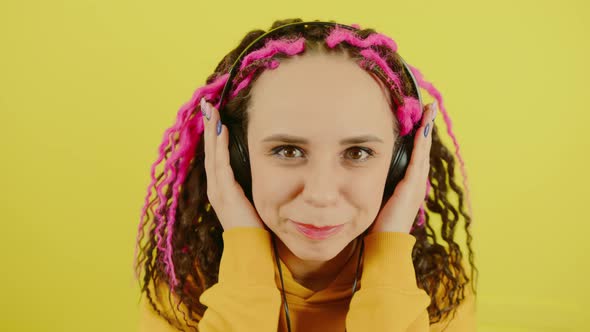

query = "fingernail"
[200, 97, 207, 118]
[216, 119, 222, 136]
[424, 123, 430, 137]
[431, 102, 438, 121]
[204, 103, 211, 120]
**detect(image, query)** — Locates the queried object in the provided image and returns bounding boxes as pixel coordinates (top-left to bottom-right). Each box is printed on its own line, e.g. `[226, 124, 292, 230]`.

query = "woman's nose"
[301, 162, 340, 208]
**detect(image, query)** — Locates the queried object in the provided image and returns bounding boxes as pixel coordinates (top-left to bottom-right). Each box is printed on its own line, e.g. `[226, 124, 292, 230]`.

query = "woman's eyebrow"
[261, 134, 384, 145]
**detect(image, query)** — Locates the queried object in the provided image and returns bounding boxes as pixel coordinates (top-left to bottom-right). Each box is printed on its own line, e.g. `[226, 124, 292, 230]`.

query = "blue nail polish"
[424, 123, 430, 137]
[204, 104, 211, 121]
[216, 120, 222, 136]
[200, 98, 207, 117]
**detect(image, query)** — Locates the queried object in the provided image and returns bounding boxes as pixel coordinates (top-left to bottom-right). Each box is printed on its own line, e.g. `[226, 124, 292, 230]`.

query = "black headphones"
[216, 21, 424, 208]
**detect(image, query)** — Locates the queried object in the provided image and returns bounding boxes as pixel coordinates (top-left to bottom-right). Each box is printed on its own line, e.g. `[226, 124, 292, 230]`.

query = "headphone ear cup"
[227, 124, 254, 204]
[382, 134, 414, 208]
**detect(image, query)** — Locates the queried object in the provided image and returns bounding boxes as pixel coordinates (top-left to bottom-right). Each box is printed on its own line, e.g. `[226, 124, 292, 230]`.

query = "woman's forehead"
[247, 51, 394, 133]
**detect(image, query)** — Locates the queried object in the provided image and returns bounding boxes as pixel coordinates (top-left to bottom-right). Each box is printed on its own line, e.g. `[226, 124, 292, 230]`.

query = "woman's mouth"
[289, 219, 345, 240]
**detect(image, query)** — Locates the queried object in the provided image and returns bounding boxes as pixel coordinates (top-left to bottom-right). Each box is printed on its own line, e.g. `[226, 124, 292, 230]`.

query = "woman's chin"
[293, 250, 340, 262]
[285, 237, 346, 261]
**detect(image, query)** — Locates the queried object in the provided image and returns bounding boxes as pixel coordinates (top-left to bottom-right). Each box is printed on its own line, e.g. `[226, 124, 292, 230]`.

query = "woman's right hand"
[200, 97, 265, 231]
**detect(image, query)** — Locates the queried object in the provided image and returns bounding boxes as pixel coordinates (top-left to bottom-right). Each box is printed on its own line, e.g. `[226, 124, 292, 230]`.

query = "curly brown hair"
[134, 18, 478, 331]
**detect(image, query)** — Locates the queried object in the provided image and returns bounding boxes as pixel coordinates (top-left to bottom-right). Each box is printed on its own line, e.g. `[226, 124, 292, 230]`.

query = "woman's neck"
[275, 238, 359, 292]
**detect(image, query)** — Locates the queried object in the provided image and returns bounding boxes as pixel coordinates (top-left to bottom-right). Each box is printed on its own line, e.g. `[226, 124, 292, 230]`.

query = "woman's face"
[247, 50, 397, 261]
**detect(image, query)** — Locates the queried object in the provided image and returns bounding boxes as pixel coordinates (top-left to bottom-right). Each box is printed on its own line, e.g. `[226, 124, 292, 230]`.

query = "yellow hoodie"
[139, 227, 476, 331]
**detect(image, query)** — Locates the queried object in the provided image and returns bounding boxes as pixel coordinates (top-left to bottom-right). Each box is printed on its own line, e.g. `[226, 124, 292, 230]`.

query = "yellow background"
[1, 0, 588, 331]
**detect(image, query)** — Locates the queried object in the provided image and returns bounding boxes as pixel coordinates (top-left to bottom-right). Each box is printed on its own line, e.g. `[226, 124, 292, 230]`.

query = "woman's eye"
[272, 145, 304, 159]
[345, 147, 375, 162]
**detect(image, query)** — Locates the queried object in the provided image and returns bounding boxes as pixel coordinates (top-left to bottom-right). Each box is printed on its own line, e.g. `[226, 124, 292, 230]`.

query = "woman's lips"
[289, 219, 345, 240]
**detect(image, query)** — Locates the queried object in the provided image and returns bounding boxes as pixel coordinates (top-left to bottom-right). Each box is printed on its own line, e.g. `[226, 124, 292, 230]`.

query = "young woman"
[135, 18, 477, 332]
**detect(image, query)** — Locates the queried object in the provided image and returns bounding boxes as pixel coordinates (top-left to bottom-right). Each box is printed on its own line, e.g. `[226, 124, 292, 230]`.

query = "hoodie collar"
[272, 239, 363, 305]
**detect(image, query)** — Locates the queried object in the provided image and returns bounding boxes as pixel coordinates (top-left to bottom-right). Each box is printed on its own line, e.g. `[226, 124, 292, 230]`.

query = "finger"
[212, 106, 236, 190]
[418, 102, 435, 168]
[201, 97, 217, 194]
[406, 102, 435, 179]
[425, 101, 436, 159]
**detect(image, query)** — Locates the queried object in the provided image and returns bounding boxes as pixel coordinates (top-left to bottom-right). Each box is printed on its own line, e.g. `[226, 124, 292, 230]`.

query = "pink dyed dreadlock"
[134, 21, 472, 301]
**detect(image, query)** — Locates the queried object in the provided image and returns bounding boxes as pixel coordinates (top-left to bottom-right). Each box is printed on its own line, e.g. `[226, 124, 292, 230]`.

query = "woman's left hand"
[368, 101, 437, 234]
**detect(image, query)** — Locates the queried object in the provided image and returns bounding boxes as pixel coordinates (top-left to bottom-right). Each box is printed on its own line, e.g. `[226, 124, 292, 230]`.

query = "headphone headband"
[218, 21, 422, 110]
